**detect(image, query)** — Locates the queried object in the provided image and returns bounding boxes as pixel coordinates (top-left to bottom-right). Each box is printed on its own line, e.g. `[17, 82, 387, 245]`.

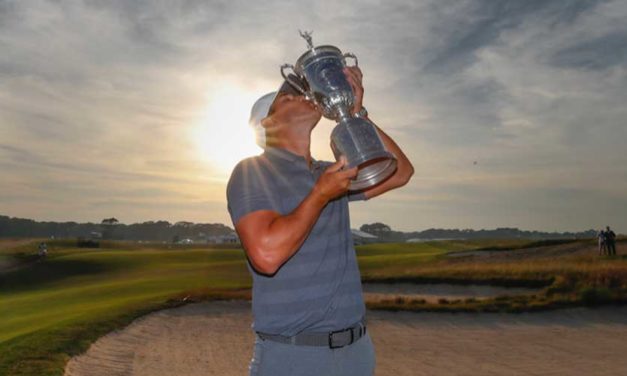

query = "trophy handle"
[280, 64, 308, 95]
[343, 53, 359, 67]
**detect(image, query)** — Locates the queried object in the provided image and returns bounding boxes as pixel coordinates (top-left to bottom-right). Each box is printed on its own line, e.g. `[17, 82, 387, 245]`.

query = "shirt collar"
[263, 146, 320, 169]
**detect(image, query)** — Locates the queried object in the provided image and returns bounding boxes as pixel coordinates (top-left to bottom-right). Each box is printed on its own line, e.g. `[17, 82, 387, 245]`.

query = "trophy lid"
[292, 30, 343, 73]
[294, 45, 343, 72]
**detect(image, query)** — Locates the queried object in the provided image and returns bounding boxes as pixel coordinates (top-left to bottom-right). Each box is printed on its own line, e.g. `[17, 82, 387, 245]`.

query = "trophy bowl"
[281, 32, 397, 190]
[330, 117, 398, 191]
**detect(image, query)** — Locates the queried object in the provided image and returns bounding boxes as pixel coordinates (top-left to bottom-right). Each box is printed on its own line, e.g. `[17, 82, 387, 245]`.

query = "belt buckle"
[329, 327, 354, 349]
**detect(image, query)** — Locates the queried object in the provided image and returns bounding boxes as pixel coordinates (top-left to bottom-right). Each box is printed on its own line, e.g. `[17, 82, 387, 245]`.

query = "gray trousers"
[249, 332, 376, 376]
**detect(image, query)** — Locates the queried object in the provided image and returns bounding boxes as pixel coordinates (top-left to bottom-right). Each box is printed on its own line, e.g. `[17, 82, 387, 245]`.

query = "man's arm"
[235, 158, 357, 275]
[360, 117, 413, 199]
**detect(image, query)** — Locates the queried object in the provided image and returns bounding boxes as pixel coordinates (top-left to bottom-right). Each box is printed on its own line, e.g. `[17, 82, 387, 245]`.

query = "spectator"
[605, 226, 617, 256]
[597, 229, 607, 255]
[38, 242, 48, 257]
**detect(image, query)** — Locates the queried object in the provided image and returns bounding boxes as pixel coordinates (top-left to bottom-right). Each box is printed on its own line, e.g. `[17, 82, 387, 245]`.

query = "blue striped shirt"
[226, 147, 366, 336]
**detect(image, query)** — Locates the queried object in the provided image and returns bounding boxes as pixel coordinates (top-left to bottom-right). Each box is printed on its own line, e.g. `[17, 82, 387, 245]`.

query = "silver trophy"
[280, 31, 397, 190]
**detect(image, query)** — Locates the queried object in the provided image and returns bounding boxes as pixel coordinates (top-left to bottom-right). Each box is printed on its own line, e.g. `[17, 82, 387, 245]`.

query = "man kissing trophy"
[281, 31, 397, 190]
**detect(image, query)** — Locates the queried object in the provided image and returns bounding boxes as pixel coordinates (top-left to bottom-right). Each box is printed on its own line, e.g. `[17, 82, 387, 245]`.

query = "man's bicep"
[235, 210, 280, 257]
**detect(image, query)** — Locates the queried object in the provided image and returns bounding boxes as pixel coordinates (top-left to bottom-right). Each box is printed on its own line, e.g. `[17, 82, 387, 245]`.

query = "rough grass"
[363, 240, 627, 313]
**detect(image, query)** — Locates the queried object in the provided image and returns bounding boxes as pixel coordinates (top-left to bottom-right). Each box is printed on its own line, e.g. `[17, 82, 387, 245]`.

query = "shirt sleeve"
[347, 190, 367, 202]
[226, 158, 276, 226]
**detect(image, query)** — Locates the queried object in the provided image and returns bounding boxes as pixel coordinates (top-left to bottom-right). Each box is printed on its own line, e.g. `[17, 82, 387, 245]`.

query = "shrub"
[579, 287, 612, 306]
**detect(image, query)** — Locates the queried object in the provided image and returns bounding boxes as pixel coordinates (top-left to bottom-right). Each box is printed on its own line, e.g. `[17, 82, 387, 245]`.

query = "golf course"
[1, 237, 626, 375]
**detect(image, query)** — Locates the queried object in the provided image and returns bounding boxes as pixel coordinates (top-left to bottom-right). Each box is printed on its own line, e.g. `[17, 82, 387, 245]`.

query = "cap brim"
[248, 75, 307, 147]
[249, 75, 306, 127]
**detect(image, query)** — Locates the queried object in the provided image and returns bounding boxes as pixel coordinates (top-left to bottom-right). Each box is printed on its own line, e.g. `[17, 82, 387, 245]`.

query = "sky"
[1, 0, 626, 233]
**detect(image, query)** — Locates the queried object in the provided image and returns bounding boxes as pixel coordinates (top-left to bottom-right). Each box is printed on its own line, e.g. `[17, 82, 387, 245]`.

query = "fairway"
[0, 243, 251, 376]
[3, 240, 467, 345]
[1, 239, 484, 375]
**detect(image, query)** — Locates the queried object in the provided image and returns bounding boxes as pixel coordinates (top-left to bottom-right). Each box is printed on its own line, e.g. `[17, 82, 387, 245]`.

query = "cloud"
[1, 0, 626, 232]
[549, 30, 627, 70]
[415, 0, 604, 74]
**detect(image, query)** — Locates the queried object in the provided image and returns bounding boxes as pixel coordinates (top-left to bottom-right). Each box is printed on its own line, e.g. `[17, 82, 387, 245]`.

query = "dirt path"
[65, 301, 627, 376]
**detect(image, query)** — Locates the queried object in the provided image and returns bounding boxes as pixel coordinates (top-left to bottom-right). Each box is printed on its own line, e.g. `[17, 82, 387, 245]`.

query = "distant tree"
[101, 217, 119, 239]
[360, 222, 392, 234]
[101, 218, 119, 226]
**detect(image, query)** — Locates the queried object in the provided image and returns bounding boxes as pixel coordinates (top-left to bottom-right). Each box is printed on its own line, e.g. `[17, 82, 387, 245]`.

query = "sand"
[64, 300, 627, 376]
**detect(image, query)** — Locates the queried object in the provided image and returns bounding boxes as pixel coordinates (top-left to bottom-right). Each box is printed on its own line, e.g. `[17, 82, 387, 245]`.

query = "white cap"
[248, 75, 305, 148]
[249, 91, 279, 148]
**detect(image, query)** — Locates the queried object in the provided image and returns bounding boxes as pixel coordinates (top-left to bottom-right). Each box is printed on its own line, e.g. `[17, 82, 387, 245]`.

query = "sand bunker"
[65, 300, 627, 376]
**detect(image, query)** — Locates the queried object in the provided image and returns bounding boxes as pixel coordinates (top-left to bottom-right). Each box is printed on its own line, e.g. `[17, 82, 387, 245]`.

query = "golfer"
[226, 66, 413, 376]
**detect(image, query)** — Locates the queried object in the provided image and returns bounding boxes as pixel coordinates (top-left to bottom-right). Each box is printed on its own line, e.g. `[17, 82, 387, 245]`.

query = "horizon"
[1, 1, 626, 233]
[0, 213, 613, 234]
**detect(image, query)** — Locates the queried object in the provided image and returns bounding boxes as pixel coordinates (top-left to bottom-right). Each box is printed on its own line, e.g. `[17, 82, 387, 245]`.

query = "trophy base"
[350, 156, 397, 191]
[330, 117, 398, 190]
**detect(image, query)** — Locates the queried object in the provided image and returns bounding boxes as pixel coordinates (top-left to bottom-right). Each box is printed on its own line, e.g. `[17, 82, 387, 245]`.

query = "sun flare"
[193, 85, 263, 175]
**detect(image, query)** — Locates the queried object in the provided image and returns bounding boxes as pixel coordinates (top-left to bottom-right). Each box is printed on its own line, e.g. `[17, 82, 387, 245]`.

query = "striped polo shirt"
[226, 146, 366, 336]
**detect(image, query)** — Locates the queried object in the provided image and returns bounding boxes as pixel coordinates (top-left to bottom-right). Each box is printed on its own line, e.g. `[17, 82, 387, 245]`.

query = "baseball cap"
[249, 75, 305, 147]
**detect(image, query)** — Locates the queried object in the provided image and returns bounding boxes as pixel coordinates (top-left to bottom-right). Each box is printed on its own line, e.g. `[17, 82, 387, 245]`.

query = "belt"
[256, 321, 367, 349]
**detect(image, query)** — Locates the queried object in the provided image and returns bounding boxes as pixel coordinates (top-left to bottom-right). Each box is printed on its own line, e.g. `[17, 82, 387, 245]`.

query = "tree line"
[0, 215, 599, 242]
[359, 222, 598, 241]
[0, 215, 233, 241]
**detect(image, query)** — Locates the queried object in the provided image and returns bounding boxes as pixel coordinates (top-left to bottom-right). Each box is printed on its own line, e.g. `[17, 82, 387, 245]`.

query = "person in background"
[38, 242, 48, 257]
[597, 229, 607, 255]
[605, 226, 616, 256]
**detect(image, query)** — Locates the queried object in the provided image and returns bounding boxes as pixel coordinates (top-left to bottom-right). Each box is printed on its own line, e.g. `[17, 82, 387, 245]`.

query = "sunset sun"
[193, 85, 263, 174]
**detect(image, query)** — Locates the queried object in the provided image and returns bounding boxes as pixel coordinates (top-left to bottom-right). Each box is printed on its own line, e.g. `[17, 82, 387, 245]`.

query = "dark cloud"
[414, 78, 510, 146]
[422, 0, 606, 74]
[0, 0, 20, 27]
[549, 31, 627, 70]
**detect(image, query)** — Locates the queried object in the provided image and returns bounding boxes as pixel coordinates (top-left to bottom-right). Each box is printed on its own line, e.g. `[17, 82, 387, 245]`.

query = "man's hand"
[343, 66, 364, 115]
[313, 156, 358, 204]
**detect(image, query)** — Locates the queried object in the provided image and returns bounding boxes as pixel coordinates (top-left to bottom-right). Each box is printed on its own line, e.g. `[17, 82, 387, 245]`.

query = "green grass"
[356, 239, 559, 279]
[1, 237, 625, 375]
[0, 241, 251, 375]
